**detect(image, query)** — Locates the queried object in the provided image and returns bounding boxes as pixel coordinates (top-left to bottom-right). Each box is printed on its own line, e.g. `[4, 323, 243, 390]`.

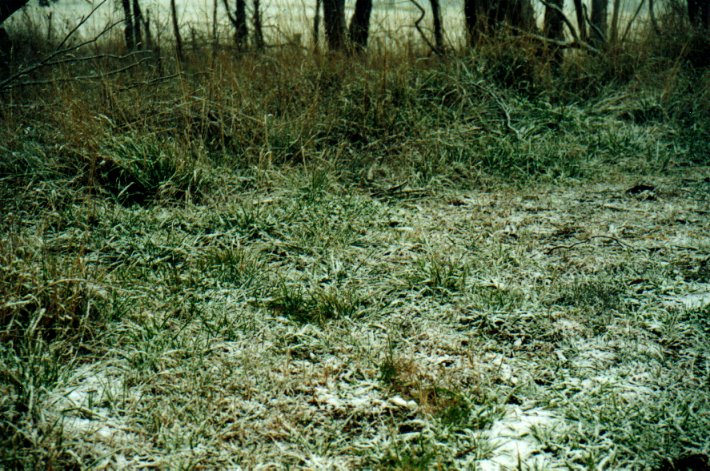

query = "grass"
[1, 10, 709, 468]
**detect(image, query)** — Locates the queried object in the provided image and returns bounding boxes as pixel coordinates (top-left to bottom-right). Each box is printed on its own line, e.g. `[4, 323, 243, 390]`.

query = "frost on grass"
[18, 171, 710, 467]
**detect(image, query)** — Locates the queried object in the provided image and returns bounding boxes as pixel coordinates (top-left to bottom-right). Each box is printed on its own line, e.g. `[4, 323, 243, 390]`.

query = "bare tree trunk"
[572, 0, 587, 41]
[544, 0, 564, 39]
[648, 0, 661, 34]
[132, 0, 143, 48]
[544, 0, 564, 65]
[464, 0, 479, 46]
[465, 0, 495, 46]
[430, 0, 445, 54]
[235, 0, 248, 50]
[121, 0, 135, 50]
[314, 0, 322, 50]
[590, 0, 608, 46]
[253, 0, 265, 50]
[323, 0, 347, 51]
[170, 0, 184, 62]
[610, 0, 621, 43]
[509, 0, 536, 30]
[0, 0, 30, 25]
[349, 0, 372, 51]
[212, 0, 218, 60]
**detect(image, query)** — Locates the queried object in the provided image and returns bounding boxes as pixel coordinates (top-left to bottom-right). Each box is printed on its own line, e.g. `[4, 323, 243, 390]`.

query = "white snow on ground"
[46, 364, 137, 452]
[476, 406, 561, 470]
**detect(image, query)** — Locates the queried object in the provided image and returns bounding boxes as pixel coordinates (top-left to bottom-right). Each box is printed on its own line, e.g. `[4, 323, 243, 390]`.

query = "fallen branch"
[469, 79, 521, 139]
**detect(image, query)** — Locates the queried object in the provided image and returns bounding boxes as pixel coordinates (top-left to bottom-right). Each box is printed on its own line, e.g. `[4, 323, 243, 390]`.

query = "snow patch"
[477, 406, 561, 470]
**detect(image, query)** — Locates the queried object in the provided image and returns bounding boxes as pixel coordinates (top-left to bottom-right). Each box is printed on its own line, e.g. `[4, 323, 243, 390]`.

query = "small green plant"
[200, 245, 264, 289]
[98, 135, 206, 205]
[267, 283, 361, 324]
[553, 278, 625, 312]
[411, 254, 468, 297]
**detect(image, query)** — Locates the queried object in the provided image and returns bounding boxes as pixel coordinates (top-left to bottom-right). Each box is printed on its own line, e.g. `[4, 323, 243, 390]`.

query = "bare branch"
[620, 0, 646, 43]
[222, 0, 238, 27]
[538, 0, 600, 53]
[408, 0, 438, 55]
[4, 58, 154, 90]
[0, 18, 125, 92]
[55, 0, 110, 51]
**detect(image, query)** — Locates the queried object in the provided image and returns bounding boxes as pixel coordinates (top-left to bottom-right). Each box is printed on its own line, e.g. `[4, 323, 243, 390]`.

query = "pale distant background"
[9, 0, 652, 49]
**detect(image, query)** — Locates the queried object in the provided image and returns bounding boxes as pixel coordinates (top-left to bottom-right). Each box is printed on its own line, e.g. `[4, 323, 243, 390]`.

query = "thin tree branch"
[620, 0, 646, 43]
[4, 57, 154, 89]
[222, 0, 237, 27]
[408, 0, 438, 55]
[55, 0, 110, 51]
[0, 16, 123, 92]
[584, 6, 606, 43]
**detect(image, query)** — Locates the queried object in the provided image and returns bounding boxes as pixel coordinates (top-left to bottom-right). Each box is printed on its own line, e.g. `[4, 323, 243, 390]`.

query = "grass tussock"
[0, 9, 709, 468]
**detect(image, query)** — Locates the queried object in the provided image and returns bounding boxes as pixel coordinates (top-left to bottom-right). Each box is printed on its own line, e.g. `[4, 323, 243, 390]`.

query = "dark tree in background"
[121, 0, 143, 50]
[572, 0, 586, 41]
[430, 0, 444, 54]
[590, 0, 608, 46]
[170, 0, 184, 61]
[253, 0, 265, 50]
[121, 0, 134, 49]
[223, 0, 248, 50]
[543, 0, 564, 40]
[323, 0, 346, 51]
[349, 0, 372, 51]
[464, 0, 535, 47]
[132, 0, 142, 47]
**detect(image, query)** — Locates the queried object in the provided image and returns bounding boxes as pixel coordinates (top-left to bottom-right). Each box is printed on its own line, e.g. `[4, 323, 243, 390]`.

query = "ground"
[5, 164, 707, 468]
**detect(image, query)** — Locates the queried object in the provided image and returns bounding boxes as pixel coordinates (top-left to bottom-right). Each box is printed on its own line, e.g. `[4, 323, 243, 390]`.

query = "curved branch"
[408, 0, 437, 54]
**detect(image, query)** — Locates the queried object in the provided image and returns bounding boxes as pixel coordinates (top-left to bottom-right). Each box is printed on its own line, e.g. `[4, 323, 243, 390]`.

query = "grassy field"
[1, 18, 709, 468]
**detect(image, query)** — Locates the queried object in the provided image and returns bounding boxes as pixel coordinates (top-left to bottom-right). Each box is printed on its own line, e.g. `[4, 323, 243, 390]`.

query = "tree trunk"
[572, 0, 586, 41]
[170, 0, 184, 62]
[687, 0, 709, 29]
[544, 0, 564, 65]
[465, 0, 494, 46]
[235, 0, 248, 50]
[544, 0, 564, 39]
[590, 0, 608, 46]
[0, 0, 30, 26]
[323, 0, 347, 51]
[314, 0, 322, 50]
[610, 0, 621, 43]
[464, 0, 479, 46]
[349, 0, 372, 51]
[121, 0, 135, 50]
[430, 0, 445, 54]
[132, 0, 143, 48]
[253, 0, 265, 50]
